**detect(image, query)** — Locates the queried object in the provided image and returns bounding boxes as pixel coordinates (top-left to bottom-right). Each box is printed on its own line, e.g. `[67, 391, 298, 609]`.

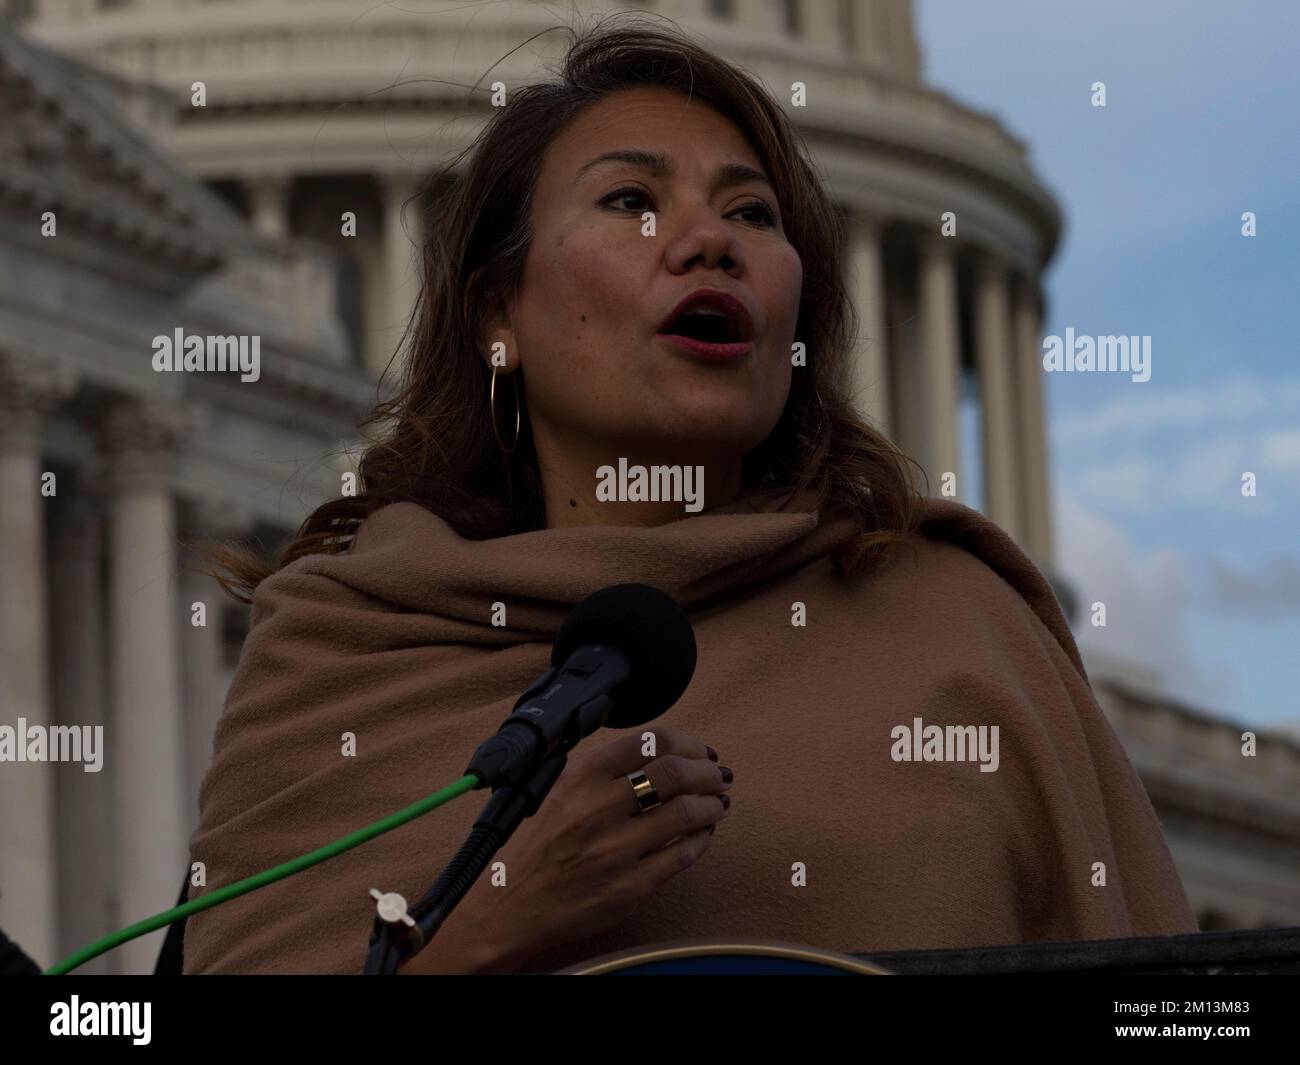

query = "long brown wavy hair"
[193, 13, 925, 606]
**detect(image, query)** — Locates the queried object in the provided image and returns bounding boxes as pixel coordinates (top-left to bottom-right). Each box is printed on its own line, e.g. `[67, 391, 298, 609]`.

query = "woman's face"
[495, 85, 803, 496]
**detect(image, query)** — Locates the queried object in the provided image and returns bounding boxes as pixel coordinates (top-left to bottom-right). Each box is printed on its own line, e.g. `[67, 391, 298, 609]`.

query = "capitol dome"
[23, 0, 1061, 568]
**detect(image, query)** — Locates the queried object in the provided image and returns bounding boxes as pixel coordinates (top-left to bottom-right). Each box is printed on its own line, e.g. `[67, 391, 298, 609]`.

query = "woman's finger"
[621, 789, 730, 858]
[588, 724, 716, 779]
[628, 816, 721, 886]
[599, 753, 731, 820]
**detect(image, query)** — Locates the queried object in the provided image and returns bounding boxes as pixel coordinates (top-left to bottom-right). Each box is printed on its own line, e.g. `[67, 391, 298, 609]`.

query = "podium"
[551, 927, 1300, 975]
[556, 938, 890, 974]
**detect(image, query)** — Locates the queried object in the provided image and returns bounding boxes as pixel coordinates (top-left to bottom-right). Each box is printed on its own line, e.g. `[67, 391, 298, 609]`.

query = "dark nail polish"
[720, 793, 731, 810]
[706, 746, 718, 762]
[719, 766, 733, 783]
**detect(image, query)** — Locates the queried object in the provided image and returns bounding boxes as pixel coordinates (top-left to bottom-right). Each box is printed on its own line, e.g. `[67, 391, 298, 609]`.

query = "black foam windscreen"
[552, 583, 697, 728]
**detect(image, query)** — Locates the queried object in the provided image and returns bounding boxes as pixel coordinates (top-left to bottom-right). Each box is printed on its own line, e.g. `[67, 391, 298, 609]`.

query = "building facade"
[19, 0, 1062, 565]
[1, 0, 1295, 973]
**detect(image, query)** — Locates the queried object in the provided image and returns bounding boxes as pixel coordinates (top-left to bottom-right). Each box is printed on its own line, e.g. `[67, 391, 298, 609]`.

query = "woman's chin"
[601, 423, 768, 464]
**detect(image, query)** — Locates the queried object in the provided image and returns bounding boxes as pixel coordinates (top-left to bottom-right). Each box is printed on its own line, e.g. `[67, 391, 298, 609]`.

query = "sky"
[916, 0, 1300, 731]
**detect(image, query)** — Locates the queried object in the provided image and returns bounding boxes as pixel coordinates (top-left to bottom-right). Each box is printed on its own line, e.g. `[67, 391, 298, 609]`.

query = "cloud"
[1054, 493, 1236, 711]
[1069, 435, 1282, 516]
[1073, 458, 1161, 513]
[1206, 556, 1300, 616]
[1262, 429, 1300, 473]
[1053, 377, 1300, 447]
[1057, 376, 1300, 516]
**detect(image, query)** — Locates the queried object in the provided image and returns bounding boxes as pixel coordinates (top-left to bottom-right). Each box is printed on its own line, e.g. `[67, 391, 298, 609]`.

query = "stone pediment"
[0, 25, 255, 271]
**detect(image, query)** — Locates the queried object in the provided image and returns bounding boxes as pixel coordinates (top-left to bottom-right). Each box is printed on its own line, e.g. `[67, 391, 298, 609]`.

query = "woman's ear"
[478, 300, 519, 372]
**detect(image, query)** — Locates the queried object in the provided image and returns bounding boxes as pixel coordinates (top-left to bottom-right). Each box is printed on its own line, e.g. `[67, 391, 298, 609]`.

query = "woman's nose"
[665, 205, 743, 273]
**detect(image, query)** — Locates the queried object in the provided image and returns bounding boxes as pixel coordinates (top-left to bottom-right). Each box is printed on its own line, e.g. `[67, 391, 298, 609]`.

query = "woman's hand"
[400, 725, 732, 973]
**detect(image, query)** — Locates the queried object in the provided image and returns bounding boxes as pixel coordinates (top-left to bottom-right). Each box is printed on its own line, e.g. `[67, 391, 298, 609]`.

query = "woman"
[184, 18, 1196, 974]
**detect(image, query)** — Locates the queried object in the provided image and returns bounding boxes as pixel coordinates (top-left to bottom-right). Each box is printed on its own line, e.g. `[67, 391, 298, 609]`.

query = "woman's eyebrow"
[576, 149, 773, 193]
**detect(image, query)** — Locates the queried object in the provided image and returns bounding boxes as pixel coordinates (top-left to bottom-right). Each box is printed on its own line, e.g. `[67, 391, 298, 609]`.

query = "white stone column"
[31, 0, 89, 19]
[734, 0, 784, 34]
[1014, 276, 1053, 566]
[857, 0, 892, 66]
[98, 398, 191, 974]
[887, 1, 921, 81]
[915, 233, 963, 498]
[374, 172, 425, 379]
[49, 487, 115, 974]
[246, 175, 292, 241]
[653, 0, 707, 19]
[845, 209, 891, 435]
[973, 252, 1022, 541]
[179, 500, 254, 839]
[0, 350, 77, 970]
[801, 0, 839, 47]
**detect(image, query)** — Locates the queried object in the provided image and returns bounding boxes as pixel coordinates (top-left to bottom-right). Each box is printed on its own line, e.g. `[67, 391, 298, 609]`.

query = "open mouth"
[662, 310, 744, 344]
[656, 289, 755, 352]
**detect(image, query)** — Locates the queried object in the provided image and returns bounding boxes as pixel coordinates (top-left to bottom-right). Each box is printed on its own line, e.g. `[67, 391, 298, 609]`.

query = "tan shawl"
[183, 487, 1196, 973]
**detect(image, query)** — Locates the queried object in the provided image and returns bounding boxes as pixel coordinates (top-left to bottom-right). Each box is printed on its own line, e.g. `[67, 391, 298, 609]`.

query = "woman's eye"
[601, 187, 653, 212]
[734, 201, 777, 227]
[600, 188, 777, 228]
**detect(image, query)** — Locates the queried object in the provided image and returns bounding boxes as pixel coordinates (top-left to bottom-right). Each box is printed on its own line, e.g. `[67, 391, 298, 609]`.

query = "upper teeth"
[688, 308, 726, 316]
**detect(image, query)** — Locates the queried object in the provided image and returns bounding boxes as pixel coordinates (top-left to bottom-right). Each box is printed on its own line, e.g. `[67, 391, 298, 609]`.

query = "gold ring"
[627, 769, 661, 815]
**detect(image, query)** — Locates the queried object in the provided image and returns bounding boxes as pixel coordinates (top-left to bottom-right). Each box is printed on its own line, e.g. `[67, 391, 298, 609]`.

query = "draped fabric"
[184, 486, 1195, 973]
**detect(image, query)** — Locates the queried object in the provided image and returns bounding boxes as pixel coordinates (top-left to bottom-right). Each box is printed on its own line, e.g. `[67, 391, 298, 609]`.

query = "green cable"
[43, 772, 481, 975]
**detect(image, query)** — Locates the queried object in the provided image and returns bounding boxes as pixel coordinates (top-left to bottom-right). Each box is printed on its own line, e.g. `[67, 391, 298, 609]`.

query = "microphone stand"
[362, 749, 570, 975]
[363, 651, 629, 975]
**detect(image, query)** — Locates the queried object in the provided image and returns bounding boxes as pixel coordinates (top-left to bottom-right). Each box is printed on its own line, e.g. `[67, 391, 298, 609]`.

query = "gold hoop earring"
[490, 363, 521, 455]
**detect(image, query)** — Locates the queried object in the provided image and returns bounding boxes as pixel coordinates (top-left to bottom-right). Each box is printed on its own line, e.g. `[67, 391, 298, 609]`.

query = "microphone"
[363, 584, 696, 971]
[465, 583, 697, 788]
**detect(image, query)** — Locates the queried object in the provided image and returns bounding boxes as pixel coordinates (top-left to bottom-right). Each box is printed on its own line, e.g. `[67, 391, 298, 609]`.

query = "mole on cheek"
[580, 314, 586, 322]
